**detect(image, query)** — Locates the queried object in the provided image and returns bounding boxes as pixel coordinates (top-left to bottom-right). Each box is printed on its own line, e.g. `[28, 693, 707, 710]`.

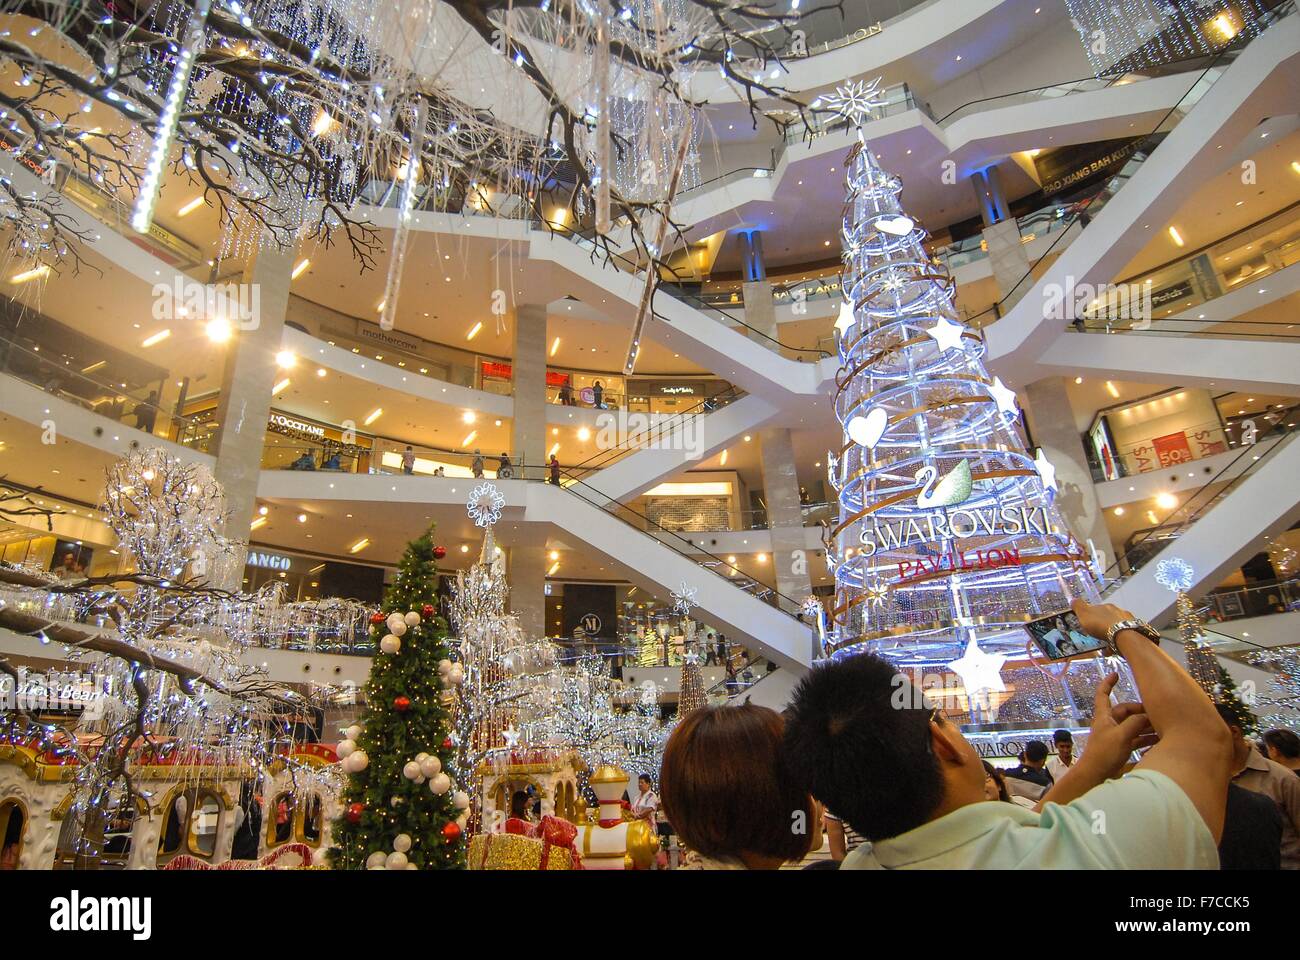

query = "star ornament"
[502, 724, 521, 749]
[835, 298, 856, 334]
[671, 580, 698, 615]
[987, 376, 1020, 419]
[820, 76, 887, 128]
[925, 315, 967, 353]
[1033, 448, 1058, 494]
[948, 637, 1008, 698]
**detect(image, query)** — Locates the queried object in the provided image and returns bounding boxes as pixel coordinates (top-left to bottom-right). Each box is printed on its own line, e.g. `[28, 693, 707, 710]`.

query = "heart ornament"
[847, 406, 889, 450]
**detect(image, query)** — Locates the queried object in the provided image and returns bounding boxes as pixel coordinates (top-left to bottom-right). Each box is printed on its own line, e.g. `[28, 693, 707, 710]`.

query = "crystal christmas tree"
[823, 81, 1115, 724]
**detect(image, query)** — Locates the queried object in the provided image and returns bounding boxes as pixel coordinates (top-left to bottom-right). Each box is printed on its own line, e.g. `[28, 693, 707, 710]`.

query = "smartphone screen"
[1024, 610, 1107, 660]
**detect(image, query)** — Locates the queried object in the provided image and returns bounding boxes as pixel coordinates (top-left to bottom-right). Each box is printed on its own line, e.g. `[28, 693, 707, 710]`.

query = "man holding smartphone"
[784, 599, 1234, 868]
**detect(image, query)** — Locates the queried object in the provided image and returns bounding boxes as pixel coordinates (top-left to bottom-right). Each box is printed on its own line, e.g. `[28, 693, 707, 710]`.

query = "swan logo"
[914, 460, 973, 508]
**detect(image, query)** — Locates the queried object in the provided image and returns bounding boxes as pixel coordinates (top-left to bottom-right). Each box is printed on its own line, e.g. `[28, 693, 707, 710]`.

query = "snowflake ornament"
[671, 580, 698, 616]
[820, 76, 887, 127]
[1155, 557, 1195, 594]
[467, 482, 505, 528]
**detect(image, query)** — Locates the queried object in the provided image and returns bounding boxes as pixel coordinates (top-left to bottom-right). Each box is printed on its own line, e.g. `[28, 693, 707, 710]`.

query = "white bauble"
[404, 611, 421, 626]
[386, 612, 405, 633]
[390, 620, 407, 637]
[393, 833, 412, 853]
[448, 664, 465, 685]
[347, 750, 369, 772]
[453, 791, 470, 810]
[366, 851, 388, 869]
[337, 739, 356, 758]
[406, 863, 418, 871]
[386, 851, 408, 870]
[345, 724, 362, 741]
[437, 658, 452, 674]
[429, 772, 451, 795]
[456, 812, 469, 829]
[380, 635, 401, 655]
[402, 761, 422, 780]
[420, 756, 442, 778]
[414, 752, 429, 763]
[416, 775, 426, 785]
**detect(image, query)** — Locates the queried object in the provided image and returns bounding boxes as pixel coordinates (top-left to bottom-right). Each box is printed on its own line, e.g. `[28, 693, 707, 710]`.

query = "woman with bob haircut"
[661, 703, 819, 869]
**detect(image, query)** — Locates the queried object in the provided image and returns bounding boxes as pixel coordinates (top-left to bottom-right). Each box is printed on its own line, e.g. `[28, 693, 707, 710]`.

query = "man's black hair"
[1052, 729, 1073, 745]
[1024, 740, 1049, 763]
[782, 653, 945, 842]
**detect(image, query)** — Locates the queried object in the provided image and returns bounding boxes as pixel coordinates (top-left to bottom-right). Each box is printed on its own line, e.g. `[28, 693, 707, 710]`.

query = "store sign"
[1152, 432, 1194, 468]
[659, 385, 697, 396]
[1035, 138, 1141, 197]
[480, 360, 569, 388]
[1090, 417, 1120, 482]
[247, 551, 293, 571]
[579, 613, 602, 637]
[1150, 279, 1194, 309]
[268, 412, 325, 438]
[356, 321, 422, 354]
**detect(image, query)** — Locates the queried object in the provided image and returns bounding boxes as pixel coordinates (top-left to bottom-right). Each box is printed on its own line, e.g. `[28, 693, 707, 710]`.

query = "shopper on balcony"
[471, 450, 485, 478]
[134, 390, 159, 434]
[497, 453, 513, 479]
[592, 380, 604, 409]
[401, 445, 415, 475]
[549, 454, 561, 486]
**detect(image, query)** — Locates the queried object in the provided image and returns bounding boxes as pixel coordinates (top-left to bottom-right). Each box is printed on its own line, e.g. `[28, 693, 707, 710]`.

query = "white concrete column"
[759, 427, 813, 613]
[511, 304, 548, 481]
[210, 243, 294, 587]
[509, 546, 548, 637]
[983, 218, 1032, 309]
[1022, 377, 1115, 572]
[743, 279, 777, 350]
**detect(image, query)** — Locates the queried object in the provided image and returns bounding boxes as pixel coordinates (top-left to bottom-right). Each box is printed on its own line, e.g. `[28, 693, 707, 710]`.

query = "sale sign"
[1152, 431, 1194, 468]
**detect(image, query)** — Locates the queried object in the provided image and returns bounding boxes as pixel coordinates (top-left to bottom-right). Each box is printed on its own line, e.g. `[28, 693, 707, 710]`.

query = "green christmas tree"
[329, 526, 468, 870]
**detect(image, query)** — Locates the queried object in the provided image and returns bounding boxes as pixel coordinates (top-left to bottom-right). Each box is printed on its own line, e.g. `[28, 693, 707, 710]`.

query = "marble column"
[1022, 377, 1115, 573]
[508, 546, 548, 637]
[210, 242, 294, 588]
[759, 427, 813, 613]
[511, 304, 548, 481]
[972, 166, 1032, 309]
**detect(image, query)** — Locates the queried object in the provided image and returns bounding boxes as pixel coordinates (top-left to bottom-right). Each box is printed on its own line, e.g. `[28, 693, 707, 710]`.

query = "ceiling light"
[549, 550, 560, 561]
[291, 258, 310, 279]
[177, 196, 204, 216]
[349, 538, 370, 554]
[743, 435, 752, 442]
[1167, 226, 1185, 247]
[549, 442, 560, 457]
[9, 265, 50, 283]
[466, 321, 482, 340]
[250, 515, 267, 531]
[316, 367, 327, 377]
[272, 378, 290, 395]
[1074, 376, 1083, 384]
[142, 329, 171, 348]
[463, 430, 477, 447]
[1113, 507, 1125, 516]
[720, 449, 728, 466]
[1155, 492, 1177, 510]
[462, 411, 476, 424]
[460, 544, 470, 553]
[258, 506, 268, 516]
[297, 513, 307, 523]
[577, 426, 591, 441]
[550, 337, 561, 357]
[205, 317, 233, 342]
[363, 408, 383, 426]
[1105, 381, 1119, 398]
[275, 350, 297, 369]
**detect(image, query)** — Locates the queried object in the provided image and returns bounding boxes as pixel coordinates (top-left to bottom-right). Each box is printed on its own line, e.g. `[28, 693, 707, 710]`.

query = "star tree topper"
[467, 482, 506, 528]
[821, 76, 888, 128]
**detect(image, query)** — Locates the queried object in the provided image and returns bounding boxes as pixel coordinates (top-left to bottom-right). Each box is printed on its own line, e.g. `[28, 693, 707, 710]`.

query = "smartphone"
[1024, 610, 1108, 660]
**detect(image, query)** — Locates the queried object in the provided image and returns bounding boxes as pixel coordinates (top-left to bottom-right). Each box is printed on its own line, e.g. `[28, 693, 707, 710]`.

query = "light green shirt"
[842, 770, 1218, 869]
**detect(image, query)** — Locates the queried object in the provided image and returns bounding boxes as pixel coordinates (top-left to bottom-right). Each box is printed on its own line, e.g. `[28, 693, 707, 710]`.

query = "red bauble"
[393, 696, 411, 712]
[369, 612, 386, 625]
[441, 737, 453, 750]
[421, 603, 435, 619]
[346, 802, 364, 824]
[433, 546, 447, 560]
[442, 821, 462, 842]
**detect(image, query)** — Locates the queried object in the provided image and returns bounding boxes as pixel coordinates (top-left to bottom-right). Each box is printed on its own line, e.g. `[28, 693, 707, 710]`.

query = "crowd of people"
[641, 599, 1300, 870]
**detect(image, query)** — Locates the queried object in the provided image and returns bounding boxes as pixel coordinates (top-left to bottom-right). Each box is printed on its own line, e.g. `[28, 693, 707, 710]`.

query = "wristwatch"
[1105, 618, 1162, 651]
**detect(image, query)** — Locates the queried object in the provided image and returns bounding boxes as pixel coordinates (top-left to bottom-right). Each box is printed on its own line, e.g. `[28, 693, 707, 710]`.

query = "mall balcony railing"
[1203, 576, 1300, 623]
[0, 328, 216, 452]
[1069, 198, 1300, 336]
[1100, 399, 1300, 584]
[962, 1, 1297, 331]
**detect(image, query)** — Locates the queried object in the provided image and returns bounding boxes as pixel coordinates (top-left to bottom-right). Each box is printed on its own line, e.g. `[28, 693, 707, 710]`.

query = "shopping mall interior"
[1, 0, 1299, 880]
